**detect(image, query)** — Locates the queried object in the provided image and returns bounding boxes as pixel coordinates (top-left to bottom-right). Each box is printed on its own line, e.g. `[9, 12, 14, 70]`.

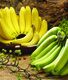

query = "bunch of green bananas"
[31, 27, 68, 76]
[0, 6, 47, 47]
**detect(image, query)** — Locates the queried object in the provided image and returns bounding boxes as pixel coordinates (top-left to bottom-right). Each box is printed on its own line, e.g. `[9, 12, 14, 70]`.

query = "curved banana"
[12, 27, 33, 44]
[32, 8, 39, 32]
[60, 62, 68, 76]
[39, 19, 47, 38]
[2, 7, 17, 38]
[19, 7, 26, 34]
[31, 35, 57, 60]
[38, 27, 61, 46]
[0, 18, 16, 40]
[38, 16, 42, 32]
[0, 36, 12, 44]
[21, 31, 39, 47]
[32, 45, 61, 70]
[25, 6, 32, 34]
[43, 46, 64, 73]
[10, 7, 20, 34]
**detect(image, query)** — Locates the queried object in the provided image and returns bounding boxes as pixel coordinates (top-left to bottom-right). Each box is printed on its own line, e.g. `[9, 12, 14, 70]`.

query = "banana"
[25, 6, 32, 34]
[32, 45, 61, 70]
[43, 46, 64, 73]
[52, 39, 68, 75]
[38, 27, 61, 46]
[10, 7, 20, 34]
[39, 19, 47, 38]
[31, 35, 57, 60]
[38, 16, 42, 32]
[2, 7, 17, 37]
[35, 40, 57, 60]
[32, 8, 39, 32]
[19, 7, 26, 34]
[0, 18, 16, 40]
[0, 36, 11, 44]
[11, 26, 33, 44]
[21, 31, 39, 47]
[60, 62, 68, 76]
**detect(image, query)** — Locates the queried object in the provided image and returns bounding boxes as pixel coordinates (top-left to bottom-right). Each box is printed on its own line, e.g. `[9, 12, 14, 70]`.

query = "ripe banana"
[35, 40, 57, 60]
[60, 62, 68, 76]
[43, 46, 64, 73]
[52, 39, 68, 74]
[25, 6, 32, 34]
[31, 35, 57, 60]
[0, 18, 16, 40]
[10, 7, 20, 34]
[38, 27, 61, 46]
[2, 7, 17, 37]
[12, 27, 33, 44]
[39, 19, 47, 38]
[19, 7, 26, 34]
[38, 16, 42, 32]
[32, 8, 39, 32]
[0, 36, 11, 44]
[21, 31, 39, 47]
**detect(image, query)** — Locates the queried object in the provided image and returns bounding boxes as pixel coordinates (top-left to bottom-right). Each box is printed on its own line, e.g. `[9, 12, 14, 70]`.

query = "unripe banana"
[35, 40, 57, 60]
[60, 62, 68, 76]
[43, 46, 64, 73]
[39, 19, 47, 38]
[32, 45, 61, 70]
[32, 8, 39, 32]
[10, 7, 20, 34]
[25, 6, 32, 34]
[52, 39, 68, 74]
[19, 7, 26, 34]
[21, 31, 39, 47]
[38, 27, 61, 46]
[31, 35, 57, 60]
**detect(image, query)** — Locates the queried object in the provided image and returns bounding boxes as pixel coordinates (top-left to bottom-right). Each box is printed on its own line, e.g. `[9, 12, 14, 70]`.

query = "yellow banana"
[32, 8, 39, 32]
[21, 31, 39, 47]
[38, 16, 42, 32]
[2, 7, 17, 37]
[0, 18, 15, 40]
[0, 36, 11, 44]
[25, 6, 32, 34]
[39, 19, 47, 38]
[19, 7, 26, 34]
[10, 7, 20, 34]
[12, 26, 33, 44]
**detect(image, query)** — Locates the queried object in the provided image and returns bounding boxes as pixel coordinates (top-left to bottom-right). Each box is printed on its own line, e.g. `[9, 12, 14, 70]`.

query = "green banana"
[35, 40, 57, 60]
[31, 35, 57, 60]
[60, 62, 68, 76]
[52, 39, 68, 75]
[31, 44, 61, 69]
[43, 46, 64, 73]
[38, 27, 61, 46]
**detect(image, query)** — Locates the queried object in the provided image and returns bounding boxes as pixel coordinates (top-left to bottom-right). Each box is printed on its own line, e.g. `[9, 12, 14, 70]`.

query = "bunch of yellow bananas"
[0, 6, 47, 47]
